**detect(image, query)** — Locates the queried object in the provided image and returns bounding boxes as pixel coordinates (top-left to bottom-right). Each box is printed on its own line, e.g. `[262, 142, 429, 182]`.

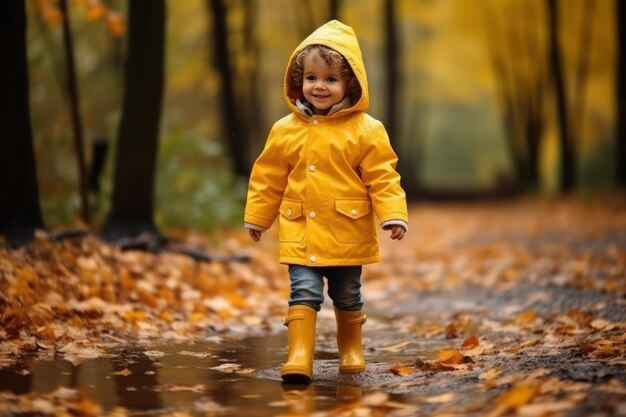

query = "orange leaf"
[388, 364, 415, 376]
[514, 310, 538, 324]
[37, 324, 55, 341]
[461, 335, 480, 349]
[496, 383, 539, 408]
[123, 310, 146, 323]
[160, 310, 173, 323]
[112, 368, 132, 376]
[119, 270, 135, 291]
[437, 349, 465, 365]
[86, 2, 107, 20]
[106, 11, 125, 37]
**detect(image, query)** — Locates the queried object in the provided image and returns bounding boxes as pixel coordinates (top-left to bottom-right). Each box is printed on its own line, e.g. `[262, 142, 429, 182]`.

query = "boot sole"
[339, 365, 365, 373]
[281, 365, 312, 381]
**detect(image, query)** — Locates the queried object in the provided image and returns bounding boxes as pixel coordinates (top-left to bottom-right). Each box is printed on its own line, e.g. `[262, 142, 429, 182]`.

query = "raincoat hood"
[284, 20, 369, 115]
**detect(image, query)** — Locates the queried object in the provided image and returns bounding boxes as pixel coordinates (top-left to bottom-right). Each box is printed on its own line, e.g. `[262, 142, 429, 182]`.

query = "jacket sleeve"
[244, 126, 289, 229]
[358, 122, 409, 226]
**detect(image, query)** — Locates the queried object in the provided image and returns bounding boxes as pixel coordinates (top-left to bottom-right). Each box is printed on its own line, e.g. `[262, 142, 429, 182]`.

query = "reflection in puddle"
[0, 331, 422, 416]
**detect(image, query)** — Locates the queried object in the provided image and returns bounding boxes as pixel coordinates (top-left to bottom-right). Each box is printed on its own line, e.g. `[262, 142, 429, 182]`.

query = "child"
[244, 20, 408, 381]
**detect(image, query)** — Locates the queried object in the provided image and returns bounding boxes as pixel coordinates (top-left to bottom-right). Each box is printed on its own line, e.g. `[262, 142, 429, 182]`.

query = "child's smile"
[302, 52, 348, 115]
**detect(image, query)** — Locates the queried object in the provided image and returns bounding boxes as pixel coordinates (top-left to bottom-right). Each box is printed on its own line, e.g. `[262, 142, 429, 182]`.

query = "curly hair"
[288, 44, 361, 104]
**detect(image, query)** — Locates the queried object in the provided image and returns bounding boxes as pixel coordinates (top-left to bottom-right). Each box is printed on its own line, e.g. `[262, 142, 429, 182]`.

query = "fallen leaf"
[461, 335, 480, 349]
[112, 368, 132, 376]
[485, 383, 541, 417]
[479, 369, 503, 381]
[424, 392, 455, 403]
[515, 310, 538, 325]
[437, 349, 466, 365]
[388, 364, 415, 376]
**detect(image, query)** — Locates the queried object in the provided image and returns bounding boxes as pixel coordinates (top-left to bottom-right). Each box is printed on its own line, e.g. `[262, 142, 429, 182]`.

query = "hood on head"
[284, 20, 369, 116]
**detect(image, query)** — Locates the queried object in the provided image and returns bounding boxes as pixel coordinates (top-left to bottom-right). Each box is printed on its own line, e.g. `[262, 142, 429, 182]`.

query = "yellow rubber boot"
[335, 309, 367, 373]
[281, 305, 317, 381]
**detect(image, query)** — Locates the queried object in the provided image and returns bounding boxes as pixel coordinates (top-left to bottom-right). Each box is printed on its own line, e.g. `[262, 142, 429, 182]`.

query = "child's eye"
[305, 75, 316, 81]
[327, 77, 337, 82]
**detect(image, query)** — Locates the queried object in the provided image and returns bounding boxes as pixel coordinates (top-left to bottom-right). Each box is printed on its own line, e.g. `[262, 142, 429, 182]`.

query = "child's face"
[302, 52, 348, 116]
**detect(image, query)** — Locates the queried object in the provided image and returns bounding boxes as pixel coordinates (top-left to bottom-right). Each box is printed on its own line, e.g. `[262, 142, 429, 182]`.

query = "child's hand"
[388, 225, 405, 240]
[248, 229, 263, 242]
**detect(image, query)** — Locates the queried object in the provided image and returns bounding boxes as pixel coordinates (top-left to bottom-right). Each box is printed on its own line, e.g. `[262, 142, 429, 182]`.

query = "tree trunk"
[210, 0, 250, 178]
[101, 0, 165, 242]
[617, 0, 626, 188]
[0, 0, 45, 246]
[546, 0, 575, 193]
[329, 0, 340, 20]
[384, 0, 399, 147]
[59, 0, 90, 225]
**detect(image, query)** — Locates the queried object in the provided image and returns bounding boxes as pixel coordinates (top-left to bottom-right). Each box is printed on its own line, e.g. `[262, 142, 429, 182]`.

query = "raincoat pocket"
[334, 198, 373, 243]
[279, 198, 305, 243]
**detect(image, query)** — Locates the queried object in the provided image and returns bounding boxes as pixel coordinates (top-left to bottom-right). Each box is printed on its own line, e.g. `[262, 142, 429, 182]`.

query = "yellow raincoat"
[244, 20, 408, 266]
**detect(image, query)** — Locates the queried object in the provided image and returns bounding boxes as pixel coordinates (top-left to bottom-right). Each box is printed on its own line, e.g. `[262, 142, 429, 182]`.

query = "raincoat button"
[287, 209, 292, 217]
[309, 164, 316, 172]
[309, 211, 316, 218]
[312, 120, 319, 126]
[309, 256, 317, 262]
[351, 209, 358, 216]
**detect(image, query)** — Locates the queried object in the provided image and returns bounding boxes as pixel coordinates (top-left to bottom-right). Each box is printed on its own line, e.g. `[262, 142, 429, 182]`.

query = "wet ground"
[1, 199, 625, 416]
[1, 280, 625, 417]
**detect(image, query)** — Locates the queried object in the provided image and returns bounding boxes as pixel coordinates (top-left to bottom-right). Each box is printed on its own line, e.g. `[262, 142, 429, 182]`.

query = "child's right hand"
[248, 229, 263, 242]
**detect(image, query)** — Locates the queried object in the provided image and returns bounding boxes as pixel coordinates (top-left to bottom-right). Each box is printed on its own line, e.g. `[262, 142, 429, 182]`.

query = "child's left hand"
[388, 225, 405, 240]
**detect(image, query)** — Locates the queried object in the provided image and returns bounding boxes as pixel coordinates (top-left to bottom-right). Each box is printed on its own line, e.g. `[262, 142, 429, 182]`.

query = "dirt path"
[1, 197, 625, 416]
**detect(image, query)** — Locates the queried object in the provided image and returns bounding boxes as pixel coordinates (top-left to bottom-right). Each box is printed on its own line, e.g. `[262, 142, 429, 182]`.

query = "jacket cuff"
[381, 219, 408, 233]
[245, 222, 267, 232]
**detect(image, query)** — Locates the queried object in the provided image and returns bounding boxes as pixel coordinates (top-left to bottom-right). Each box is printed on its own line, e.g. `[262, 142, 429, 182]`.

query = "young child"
[244, 20, 408, 381]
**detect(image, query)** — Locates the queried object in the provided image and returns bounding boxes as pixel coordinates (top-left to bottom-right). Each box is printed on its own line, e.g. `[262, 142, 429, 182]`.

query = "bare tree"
[547, 0, 575, 193]
[101, 0, 165, 242]
[329, 0, 340, 20]
[0, 0, 45, 246]
[59, 0, 91, 225]
[209, 0, 250, 178]
[485, 1, 547, 191]
[617, 0, 626, 188]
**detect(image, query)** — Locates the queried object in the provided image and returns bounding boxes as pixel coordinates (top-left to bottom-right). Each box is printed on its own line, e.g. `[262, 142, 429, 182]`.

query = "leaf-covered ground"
[0, 196, 625, 416]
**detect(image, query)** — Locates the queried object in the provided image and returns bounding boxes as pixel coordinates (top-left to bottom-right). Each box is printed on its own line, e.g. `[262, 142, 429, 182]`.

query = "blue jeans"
[288, 265, 363, 312]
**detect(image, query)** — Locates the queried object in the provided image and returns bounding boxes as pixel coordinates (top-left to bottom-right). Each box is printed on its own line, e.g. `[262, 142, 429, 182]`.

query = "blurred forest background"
[4, 0, 624, 241]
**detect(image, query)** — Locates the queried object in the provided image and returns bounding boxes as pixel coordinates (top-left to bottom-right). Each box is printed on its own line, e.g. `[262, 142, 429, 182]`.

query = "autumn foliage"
[1, 197, 625, 416]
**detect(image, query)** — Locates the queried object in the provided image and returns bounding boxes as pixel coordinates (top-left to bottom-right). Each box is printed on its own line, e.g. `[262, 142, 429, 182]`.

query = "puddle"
[0, 331, 431, 416]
